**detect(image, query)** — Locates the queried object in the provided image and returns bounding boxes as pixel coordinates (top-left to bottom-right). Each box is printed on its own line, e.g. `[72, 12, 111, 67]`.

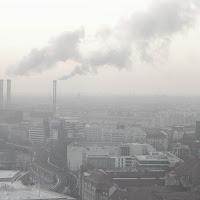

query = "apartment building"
[146, 128, 168, 151]
[84, 123, 146, 143]
[84, 123, 102, 141]
[28, 124, 44, 143]
[81, 169, 116, 200]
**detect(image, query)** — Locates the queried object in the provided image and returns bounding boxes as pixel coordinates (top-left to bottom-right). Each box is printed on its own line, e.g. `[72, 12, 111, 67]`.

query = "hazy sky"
[1, 0, 200, 97]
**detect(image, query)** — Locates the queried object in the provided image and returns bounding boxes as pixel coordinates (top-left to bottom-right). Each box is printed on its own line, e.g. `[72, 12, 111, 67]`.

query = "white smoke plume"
[7, 29, 85, 75]
[7, 0, 200, 80]
[59, 65, 92, 80]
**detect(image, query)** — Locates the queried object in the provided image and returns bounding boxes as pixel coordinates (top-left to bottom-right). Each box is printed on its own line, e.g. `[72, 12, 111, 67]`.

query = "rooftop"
[84, 169, 113, 189]
[136, 155, 168, 161]
[0, 184, 76, 200]
[172, 158, 200, 187]
[70, 141, 121, 148]
[136, 152, 181, 162]
[109, 187, 200, 200]
[0, 170, 19, 180]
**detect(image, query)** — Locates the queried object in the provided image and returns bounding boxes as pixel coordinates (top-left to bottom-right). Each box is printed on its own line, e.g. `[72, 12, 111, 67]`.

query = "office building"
[135, 151, 182, 171]
[87, 155, 115, 169]
[28, 124, 45, 143]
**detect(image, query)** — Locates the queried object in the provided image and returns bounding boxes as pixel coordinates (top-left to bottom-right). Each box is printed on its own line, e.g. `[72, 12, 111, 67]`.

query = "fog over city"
[1, 1, 200, 200]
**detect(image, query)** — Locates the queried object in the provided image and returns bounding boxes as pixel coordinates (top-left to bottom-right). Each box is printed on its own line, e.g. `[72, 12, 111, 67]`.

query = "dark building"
[119, 144, 130, 156]
[172, 143, 190, 161]
[87, 155, 115, 169]
[110, 188, 200, 200]
[43, 118, 65, 140]
[43, 118, 51, 139]
[166, 158, 200, 190]
[0, 140, 17, 169]
[192, 141, 200, 158]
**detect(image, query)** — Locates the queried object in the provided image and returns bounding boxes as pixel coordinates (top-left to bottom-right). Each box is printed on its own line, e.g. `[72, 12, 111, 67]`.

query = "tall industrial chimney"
[53, 80, 57, 117]
[7, 80, 11, 107]
[0, 80, 3, 109]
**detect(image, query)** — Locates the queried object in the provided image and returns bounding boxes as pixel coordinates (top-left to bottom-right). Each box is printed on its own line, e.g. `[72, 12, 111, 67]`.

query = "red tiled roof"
[173, 158, 200, 187]
[85, 169, 113, 189]
[113, 178, 165, 187]
[109, 188, 200, 200]
[81, 163, 95, 173]
[109, 189, 160, 200]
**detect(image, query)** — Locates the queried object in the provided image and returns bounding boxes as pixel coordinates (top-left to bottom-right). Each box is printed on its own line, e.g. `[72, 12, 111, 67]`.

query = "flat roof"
[0, 170, 19, 179]
[113, 178, 165, 180]
[135, 155, 168, 161]
[71, 142, 121, 147]
[0, 186, 76, 200]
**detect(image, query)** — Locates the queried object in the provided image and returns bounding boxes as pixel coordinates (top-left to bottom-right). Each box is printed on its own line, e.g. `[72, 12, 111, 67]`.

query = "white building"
[114, 156, 134, 168]
[50, 129, 58, 140]
[109, 142, 156, 169]
[28, 124, 44, 143]
[0, 184, 75, 200]
[0, 170, 20, 182]
[102, 126, 146, 143]
[67, 142, 155, 171]
[128, 143, 156, 156]
[67, 144, 119, 171]
[84, 123, 146, 143]
[135, 151, 182, 171]
[84, 123, 102, 141]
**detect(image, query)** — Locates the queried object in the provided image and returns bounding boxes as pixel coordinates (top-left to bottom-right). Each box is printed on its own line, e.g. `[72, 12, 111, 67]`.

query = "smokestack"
[53, 80, 57, 117]
[7, 80, 11, 107]
[0, 80, 3, 109]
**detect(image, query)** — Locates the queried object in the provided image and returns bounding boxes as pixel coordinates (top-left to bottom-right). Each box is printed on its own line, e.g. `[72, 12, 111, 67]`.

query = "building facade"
[81, 169, 116, 200]
[146, 129, 168, 151]
[172, 143, 190, 161]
